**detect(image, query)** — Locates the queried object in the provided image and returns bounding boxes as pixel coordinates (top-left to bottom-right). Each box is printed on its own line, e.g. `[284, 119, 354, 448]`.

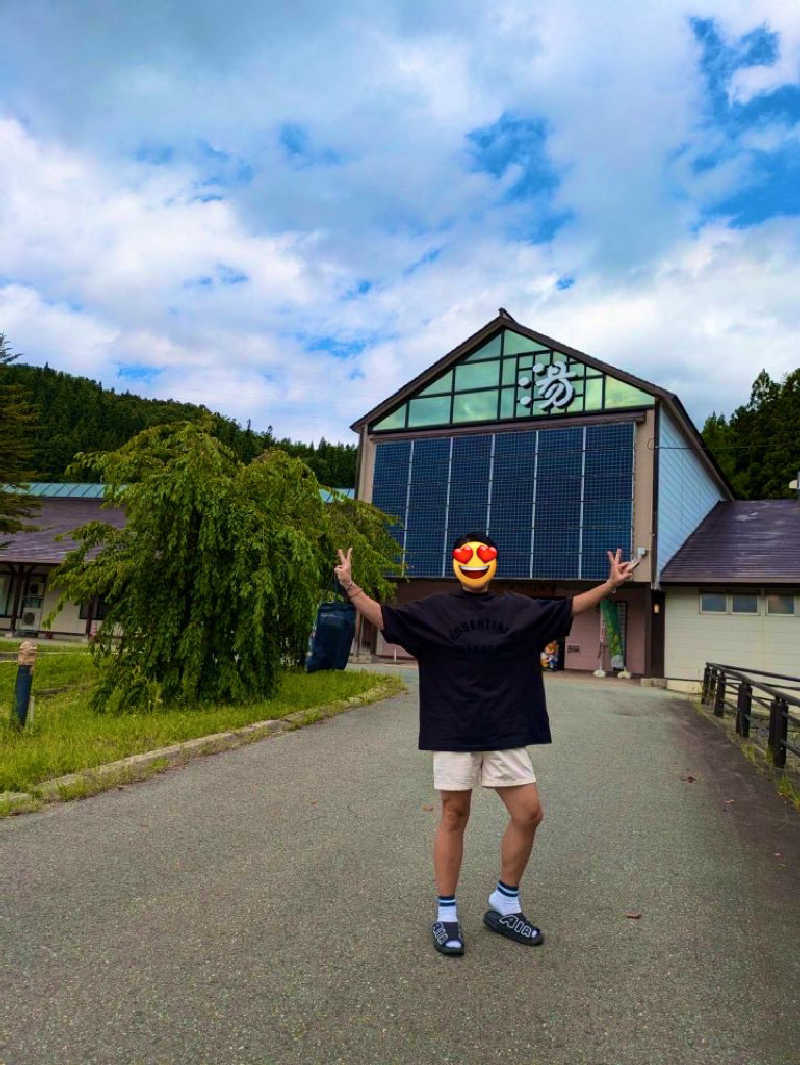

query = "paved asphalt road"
[2, 669, 799, 1065]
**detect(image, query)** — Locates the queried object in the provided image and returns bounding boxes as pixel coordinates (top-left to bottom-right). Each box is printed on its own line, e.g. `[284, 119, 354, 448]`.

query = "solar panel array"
[372, 422, 634, 580]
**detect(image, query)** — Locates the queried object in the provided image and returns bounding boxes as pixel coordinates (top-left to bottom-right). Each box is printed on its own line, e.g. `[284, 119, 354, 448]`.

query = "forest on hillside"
[701, 368, 800, 499]
[4, 362, 358, 488]
[3, 354, 798, 500]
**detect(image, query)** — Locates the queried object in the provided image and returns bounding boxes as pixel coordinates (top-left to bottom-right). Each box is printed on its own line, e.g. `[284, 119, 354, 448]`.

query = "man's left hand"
[606, 548, 639, 588]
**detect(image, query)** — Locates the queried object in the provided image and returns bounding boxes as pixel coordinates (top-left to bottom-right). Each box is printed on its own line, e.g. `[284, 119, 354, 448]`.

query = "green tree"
[50, 422, 400, 713]
[0, 334, 38, 545]
[3, 362, 359, 486]
[702, 367, 800, 499]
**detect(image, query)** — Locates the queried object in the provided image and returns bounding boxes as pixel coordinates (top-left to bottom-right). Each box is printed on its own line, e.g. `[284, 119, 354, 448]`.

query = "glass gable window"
[371, 327, 655, 432]
[454, 361, 500, 390]
[453, 391, 498, 423]
[463, 334, 502, 361]
[417, 371, 452, 397]
[373, 407, 406, 431]
[408, 396, 451, 427]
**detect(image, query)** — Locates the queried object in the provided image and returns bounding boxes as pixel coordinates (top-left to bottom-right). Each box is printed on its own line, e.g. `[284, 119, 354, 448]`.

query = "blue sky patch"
[116, 364, 163, 383]
[404, 247, 441, 275]
[195, 140, 254, 187]
[467, 113, 559, 200]
[218, 264, 249, 285]
[183, 276, 214, 289]
[279, 123, 341, 167]
[466, 112, 569, 243]
[691, 17, 800, 226]
[300, 333, 368, 359]
[556, 276, 574, 290]
[135, 143, 174, 166]
[343, 278, 373, 300]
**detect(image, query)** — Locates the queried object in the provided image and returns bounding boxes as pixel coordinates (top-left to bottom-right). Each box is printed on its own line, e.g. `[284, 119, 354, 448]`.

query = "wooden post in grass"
[10, 639, 37, 730]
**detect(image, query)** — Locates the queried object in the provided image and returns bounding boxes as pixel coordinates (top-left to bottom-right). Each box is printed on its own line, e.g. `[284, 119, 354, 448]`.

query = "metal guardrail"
[701, 662, 800, 769]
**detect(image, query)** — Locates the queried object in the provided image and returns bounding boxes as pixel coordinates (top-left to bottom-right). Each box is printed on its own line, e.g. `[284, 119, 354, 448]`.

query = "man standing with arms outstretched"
[334, 534, 637, 956]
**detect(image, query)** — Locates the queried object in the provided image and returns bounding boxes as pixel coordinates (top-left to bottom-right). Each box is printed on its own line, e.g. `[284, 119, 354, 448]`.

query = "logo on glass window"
[519, 362, 576, 410]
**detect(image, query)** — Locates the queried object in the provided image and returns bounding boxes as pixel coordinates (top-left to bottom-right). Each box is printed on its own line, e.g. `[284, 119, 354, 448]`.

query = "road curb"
[0, 680, 400, 816]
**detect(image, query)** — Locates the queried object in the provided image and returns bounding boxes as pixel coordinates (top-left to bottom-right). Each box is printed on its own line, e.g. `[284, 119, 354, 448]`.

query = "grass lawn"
[0, 651, 97, 698]
[0, 666, 403, 796]
[0, 637, 89, 654]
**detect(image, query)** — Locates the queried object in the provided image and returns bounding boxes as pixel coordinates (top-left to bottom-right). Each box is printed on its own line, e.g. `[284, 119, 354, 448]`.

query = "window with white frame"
[731, 593, 759, 614]
[700, 591, 727, 613]
[767, 593, 796, 615]
[700, 590, 798, 615]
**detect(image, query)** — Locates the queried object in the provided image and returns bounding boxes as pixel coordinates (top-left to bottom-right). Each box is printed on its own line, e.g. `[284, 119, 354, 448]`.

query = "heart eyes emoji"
[477, 545, 498, 562]
[452, 546, 473, 564]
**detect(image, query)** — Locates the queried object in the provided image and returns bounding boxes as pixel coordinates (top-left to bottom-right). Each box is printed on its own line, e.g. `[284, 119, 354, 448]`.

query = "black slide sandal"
[483, 910, 544, 945]
[432, 920, 464, 955]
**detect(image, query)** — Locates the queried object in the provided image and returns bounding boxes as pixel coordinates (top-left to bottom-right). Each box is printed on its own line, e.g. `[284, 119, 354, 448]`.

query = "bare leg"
[495, 783, 543, 886]
[433, 790, 472, 896]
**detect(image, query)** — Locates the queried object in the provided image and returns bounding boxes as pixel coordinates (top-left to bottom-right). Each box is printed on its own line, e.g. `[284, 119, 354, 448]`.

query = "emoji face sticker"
[452, 537, 498, 590]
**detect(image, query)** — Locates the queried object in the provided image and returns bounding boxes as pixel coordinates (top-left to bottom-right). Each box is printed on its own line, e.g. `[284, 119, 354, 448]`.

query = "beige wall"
[44, 589, 88, 637]
[632, 409, 655, 584]
[664, 587, 800, 684]
[0, 568, 89, 638]
[357, 425, 376, 502]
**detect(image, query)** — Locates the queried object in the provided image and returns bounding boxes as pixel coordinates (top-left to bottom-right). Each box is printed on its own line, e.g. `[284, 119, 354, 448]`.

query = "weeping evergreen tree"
[50, 421, 400, 713]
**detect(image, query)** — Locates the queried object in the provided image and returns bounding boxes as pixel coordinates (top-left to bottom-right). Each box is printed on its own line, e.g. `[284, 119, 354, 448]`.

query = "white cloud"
[0, 0, 798, 447]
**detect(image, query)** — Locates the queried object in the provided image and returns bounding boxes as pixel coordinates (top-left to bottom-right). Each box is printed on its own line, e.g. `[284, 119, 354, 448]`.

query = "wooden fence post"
[702, 664, 711, 705]
[713, 670, 726, 717]
[768, 697, 788, 768]
[736, 681, 752, 737]
[11, 639, 37, 729]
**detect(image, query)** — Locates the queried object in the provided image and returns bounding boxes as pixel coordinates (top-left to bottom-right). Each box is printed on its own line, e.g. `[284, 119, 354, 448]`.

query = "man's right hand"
[334, 547, 353, 590]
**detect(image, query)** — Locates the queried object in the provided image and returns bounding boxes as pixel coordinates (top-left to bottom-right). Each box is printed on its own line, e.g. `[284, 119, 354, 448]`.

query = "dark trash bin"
[305, 598, 356, 672]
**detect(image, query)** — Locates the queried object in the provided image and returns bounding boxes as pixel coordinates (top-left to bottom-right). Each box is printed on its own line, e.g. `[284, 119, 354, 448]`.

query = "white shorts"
[432, 747, 536, 791]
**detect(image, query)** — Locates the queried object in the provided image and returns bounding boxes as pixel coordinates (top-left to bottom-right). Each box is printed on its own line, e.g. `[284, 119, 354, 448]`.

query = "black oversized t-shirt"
[381, 590, 573, 751]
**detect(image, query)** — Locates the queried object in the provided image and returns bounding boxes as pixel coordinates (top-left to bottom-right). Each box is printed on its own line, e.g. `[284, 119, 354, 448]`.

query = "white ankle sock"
[488, 879, 522, 916]
[436, 895, 458, 924]
[436, 895, 461, 947]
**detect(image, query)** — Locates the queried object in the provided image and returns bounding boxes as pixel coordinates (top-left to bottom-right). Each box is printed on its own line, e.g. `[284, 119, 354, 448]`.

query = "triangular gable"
[370, 325, 654, 432]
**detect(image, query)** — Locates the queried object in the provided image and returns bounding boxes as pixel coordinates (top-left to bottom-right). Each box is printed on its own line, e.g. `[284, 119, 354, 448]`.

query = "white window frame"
[765, 591, 798, 617]
[699, 590, 729, 615]
[699, 589, 799, 617]
[730, 591, 761, 616]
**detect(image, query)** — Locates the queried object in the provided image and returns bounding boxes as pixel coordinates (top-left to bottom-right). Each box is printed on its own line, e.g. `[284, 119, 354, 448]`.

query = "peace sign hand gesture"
[606, 548, 639, 588]
[334, 547, 353, 590]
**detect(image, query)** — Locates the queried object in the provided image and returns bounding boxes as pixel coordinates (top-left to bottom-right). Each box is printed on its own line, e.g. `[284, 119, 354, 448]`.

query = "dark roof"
[660, 501, 800, 583]
[0, 498, 125, 565]
[350, 308, 733, 498]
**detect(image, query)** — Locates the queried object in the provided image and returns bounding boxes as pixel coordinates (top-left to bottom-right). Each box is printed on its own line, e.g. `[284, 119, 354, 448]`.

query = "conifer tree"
[702, 367, 800, 499]
[0, 334, 38, 545]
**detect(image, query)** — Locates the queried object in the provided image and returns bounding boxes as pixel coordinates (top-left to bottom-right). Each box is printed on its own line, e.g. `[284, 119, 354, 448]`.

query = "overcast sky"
[1, 1, 799, 442]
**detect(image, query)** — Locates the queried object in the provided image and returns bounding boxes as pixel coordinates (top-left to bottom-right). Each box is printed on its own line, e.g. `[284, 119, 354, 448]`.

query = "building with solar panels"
[351, 308, 734, 678]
